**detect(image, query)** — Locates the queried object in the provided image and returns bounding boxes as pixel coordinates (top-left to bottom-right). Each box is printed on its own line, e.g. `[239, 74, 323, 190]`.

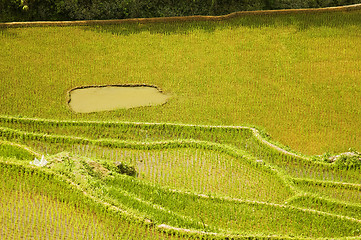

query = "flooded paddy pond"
[68, 85, 170, 113]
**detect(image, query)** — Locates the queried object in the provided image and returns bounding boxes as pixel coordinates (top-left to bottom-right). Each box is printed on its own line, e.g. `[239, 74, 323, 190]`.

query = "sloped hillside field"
[1, 8, 361, 239]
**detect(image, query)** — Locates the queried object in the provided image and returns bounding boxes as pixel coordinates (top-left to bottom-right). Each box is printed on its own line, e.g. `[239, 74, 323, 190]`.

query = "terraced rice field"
[1, 116, 361, 239]
[1, 6, 361, 240]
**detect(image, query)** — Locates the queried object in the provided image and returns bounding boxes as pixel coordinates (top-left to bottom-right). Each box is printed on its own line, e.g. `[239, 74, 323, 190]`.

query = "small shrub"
[311, 152, 333, 163]
[114, 161, 137, 177]
[334, 152, 361, 169]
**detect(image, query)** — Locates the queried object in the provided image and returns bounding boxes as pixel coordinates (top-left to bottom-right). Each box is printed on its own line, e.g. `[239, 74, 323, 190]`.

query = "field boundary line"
[250, 128, 308, 160]
[0, 140, 42, 158]
[0, 115, 310, 161]
[103, 184, 209, 230]
[113, 172, 361, 227]
[165, 187, 361, 225]
[287, 192, 361, 210]
[0, 3, 360, 28]
[292, 177, 361, 190]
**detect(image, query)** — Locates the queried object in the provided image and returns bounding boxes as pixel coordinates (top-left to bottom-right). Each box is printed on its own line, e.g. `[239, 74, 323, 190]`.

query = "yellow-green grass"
[1, 10, 361, 155]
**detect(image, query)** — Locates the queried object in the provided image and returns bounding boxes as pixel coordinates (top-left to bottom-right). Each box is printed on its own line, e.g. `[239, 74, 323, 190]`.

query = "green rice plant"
[0, 116, 254, 148]
[245, 137, 361, 184]
[0, 140, 37, 160]
[293, 178, 361, 205]
[92, 146, 293, 203]
[4, 137, 361, 238]
[105, 173, 361, 238]
[281, 157, 361, 184]
[287, 194, 361, 221]
[3, 116, 360, 187]
[0, 189, 116, 239]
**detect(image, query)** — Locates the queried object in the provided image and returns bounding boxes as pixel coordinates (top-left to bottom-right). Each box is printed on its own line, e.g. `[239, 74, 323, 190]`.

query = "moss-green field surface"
[1, 9, 361, 240]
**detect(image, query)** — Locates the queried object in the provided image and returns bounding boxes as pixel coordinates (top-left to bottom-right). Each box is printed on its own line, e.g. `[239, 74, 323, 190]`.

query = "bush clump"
[314, 149, 361, 169]
[114, 161, 137, 177]
[332, 151, 361, 169]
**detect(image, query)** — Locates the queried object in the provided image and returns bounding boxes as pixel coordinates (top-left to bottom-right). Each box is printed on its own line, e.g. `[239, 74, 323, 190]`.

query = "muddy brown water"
[68, 86, 170, 113]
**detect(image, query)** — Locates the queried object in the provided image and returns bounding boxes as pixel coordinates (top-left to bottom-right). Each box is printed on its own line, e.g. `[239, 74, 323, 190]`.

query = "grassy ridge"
[289, 195, 361, 221]
[0, 140, 36, 160]
[293, 178, 361, 205]
[1, 10, 361, 154]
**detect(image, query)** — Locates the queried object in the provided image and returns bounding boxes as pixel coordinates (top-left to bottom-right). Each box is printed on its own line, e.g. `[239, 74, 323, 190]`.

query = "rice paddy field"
[1, 7, 361, 240]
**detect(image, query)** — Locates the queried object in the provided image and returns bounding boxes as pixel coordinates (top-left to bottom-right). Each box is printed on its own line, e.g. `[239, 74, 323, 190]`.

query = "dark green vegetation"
[1, 8, 361, 239]
[1, 0, 361, 22]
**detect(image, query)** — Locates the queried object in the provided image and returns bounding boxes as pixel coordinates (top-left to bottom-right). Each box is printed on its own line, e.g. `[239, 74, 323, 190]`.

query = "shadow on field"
[0, 28, 18, 38]
[82, 10, 361, 36]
